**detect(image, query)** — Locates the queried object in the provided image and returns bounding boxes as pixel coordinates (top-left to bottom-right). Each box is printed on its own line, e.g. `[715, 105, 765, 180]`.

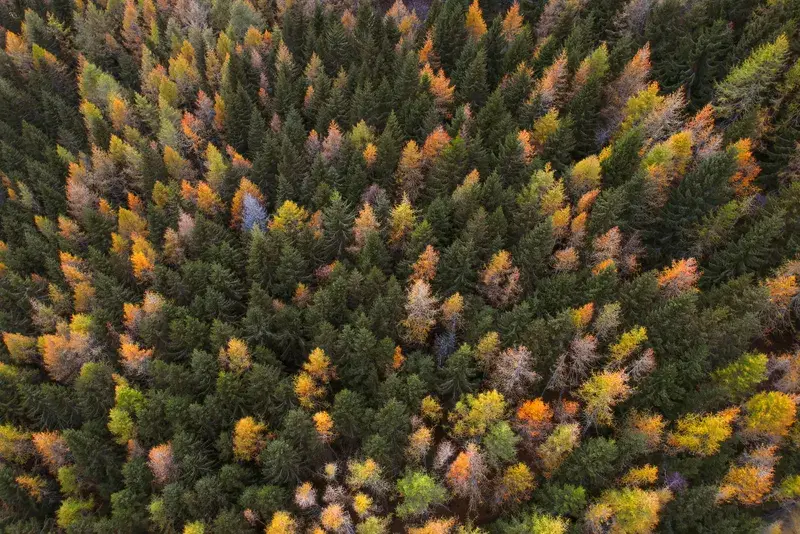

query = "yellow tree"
[2, 333, 37, 364]
[230, 178, 265, 230]
[577, 371, 632, 427]
[627, 412, 665, 453]
[130, 234, 156, 280]
[396, 141, 424, 202]
[465, 0, 487, 40]
[742, 391, 796, 440]
[717, 446, 778, 506]
[266, 511, 297, 534]
[218, 337, 251, 373]
[421, 64, 455, 118]
[621, 465, 659, 487]
[352, 202, 379, 253]
[389, 194, 415, 245]
[294, 481, 317, 509]
[118, 334, 154, 375]
[232, 417, 268, 461]
[586, 487, 672, 534]
[496, 462, 535, 504]
[450, 390, 507, 438]
[421, 126, 451, 163]
[537, 423, 580, 478]
[407, 425, 433, 462]
[666, 408, 739, 456]
[313, 411, 335, 443]
[32, 431, 69, 474]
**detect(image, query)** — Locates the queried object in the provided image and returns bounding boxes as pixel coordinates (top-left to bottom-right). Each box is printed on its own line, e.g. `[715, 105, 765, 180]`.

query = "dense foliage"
[1, 0, 800, 532]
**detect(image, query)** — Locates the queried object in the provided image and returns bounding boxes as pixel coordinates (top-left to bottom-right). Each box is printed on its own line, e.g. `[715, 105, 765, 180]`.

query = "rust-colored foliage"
[502, 2, 524, 42]
[411, 245, 439, 283]
[516, 398, 554, 441]
[118, 334, 154, 374]
[658, 258, 700, 297]
[32, 431, 69, 473]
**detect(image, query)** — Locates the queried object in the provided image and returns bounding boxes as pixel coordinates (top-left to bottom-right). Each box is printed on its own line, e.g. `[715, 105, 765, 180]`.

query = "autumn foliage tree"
[1, 1, 800, 532]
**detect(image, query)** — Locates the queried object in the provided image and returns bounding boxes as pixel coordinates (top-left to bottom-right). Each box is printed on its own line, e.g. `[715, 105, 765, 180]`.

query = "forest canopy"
[1, 0, 800, 532]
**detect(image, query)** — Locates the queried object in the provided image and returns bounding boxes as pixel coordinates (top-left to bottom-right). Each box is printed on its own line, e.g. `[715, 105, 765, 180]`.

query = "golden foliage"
[621, 465, 658, 487]
[352, 203, 380, 252]
[718, 464, 773, 505]
[363, 143, 377, 167]
[440, 292, 464, 331]
[389, 195, 415, 244]
[610, 327, 648, 363]
[578, 371, 632, 426]
[742, 391, 796, 439]
[538, 423, 580, 478]
[421, 64, 455, 118]
[196, 182, 223, 214]
[402, 279, 439, 345]
[586, 487, 672, 534]
[407, 425, 433, 461]
[0, 423, 32, 464]
[232, 416, 268, 462]
[475, 331, 501, 366]
[421, 395, 443, 423]
[450, 390, 506, 438]
[16, 474, 46, 502]
[422, 126, 451, 162]
[465, 0, 487, 40]
[396, 141, 424, 202]
[3, 333, 37, 364]
[32, 431, 69, 473]
[730, 139, 761, 197]
[131, 234, 156, 280]
[628, 412, 665, 451]
[313, 411, 335, 443]
[294, 481, 316, 509]
[408, 518, 456, 534]
[666, 408, 739, 456]
[497, 462, 535, 503]
[304, 347, 334, 383]
[266, 511, 297, 534]
[148, 442, 175, 484]
[270, 200, 309, 233]
[218, 337, 251, 373]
